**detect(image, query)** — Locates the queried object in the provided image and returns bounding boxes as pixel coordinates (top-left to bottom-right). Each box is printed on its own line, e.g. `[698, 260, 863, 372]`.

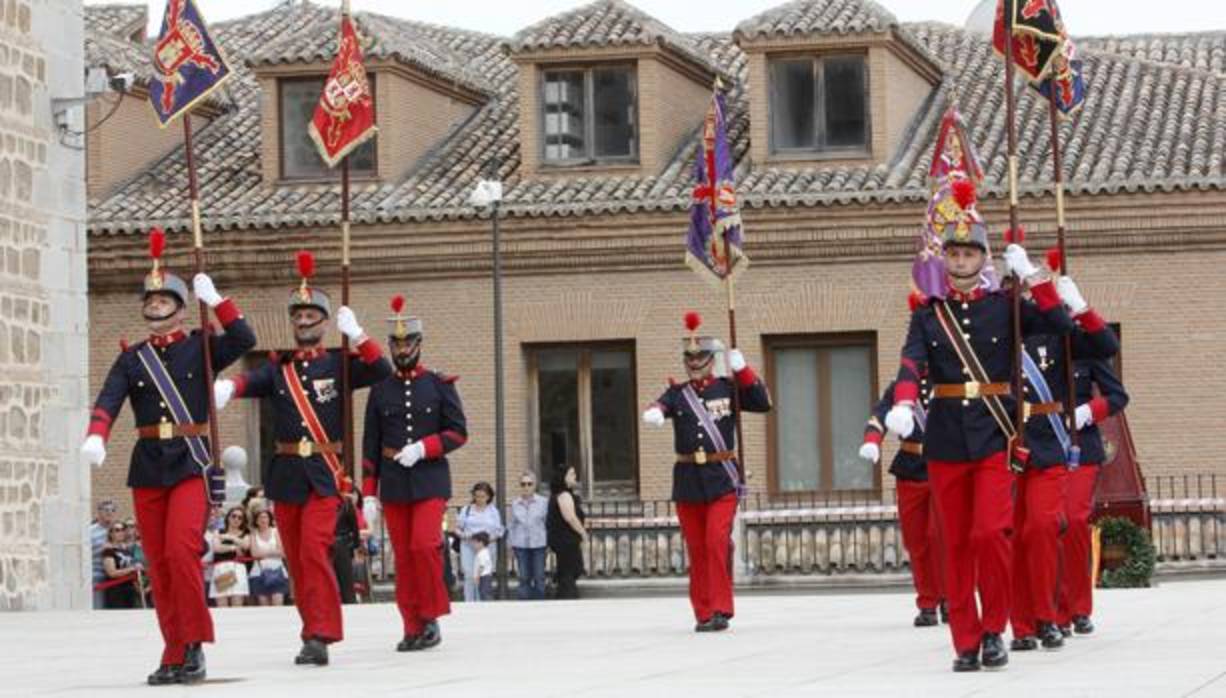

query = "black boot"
[1060, 624, 1073, 638]
[711, 613, 730, 632]
[1010, 636, 1038, 651]
[694, 617, 716, 633]
[1073, 615, 1095, 635]
[396, 635, 419, 652]
[1038, 622, 1065, 649]
[411, 621, 442, 651]
[914, 608, 939, 627]
[146, 664, 180, 686]
[981, 632, 1008, 669]
[179, 644, 206, 684]
[295, 638, 329, 666]
[940, 601, 950, 625]
[952, 651, 981, 672]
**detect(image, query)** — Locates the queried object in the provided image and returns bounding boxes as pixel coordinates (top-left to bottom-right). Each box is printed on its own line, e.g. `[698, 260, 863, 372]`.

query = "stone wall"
[0, 0, 87, 611]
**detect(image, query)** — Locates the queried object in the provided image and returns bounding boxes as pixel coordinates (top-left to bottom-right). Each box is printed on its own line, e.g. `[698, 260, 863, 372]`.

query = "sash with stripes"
[933, 301, 1016, 440]
[280, 361, 346, 489]
[1020, 349, 1077, 466]
[914, 393, 928, 433]
[680, 384, 743, 498]
[136, 343, 212, 470]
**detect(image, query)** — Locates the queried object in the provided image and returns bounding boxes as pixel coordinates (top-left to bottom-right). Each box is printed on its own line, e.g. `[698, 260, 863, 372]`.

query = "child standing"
[472, 532, 495, 601]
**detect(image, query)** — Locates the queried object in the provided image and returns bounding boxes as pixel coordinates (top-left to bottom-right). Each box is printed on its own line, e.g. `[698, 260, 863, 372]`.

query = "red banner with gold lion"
[308, 14, 377, 168]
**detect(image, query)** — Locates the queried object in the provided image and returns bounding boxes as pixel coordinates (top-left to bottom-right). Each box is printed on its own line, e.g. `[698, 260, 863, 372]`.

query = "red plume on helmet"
[149, 227, 166, 261]
[684, 311, 702, 332]
[296, 250, 316, 279]
[391, 294, 405, 314]
[1045, 247, 1063, 274]
[951, 179, 976, 210]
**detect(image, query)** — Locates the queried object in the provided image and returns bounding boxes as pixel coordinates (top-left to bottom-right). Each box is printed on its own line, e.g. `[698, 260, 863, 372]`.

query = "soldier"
[641, 312, 771, 632]
[884, 182, 1074, 672]
[362, 295, 467, 652]
[213, 251, 390, 666]
[79, 229, 256, 685]
[1057, 357, 1129, 636]
[1008, 274, 1119, 652]
[861, 299, 945, 628]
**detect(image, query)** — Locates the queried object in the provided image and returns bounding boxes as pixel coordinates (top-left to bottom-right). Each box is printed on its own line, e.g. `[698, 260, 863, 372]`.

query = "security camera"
[109, 72, 135, 93]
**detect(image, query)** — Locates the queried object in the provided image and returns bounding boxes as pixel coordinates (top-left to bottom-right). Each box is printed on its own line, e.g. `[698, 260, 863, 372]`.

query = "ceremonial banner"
[149, 0, 231, 127]
[309, 14, 377, 168]
[686, 90, 747, 287]
[992, 0, 1064, 83]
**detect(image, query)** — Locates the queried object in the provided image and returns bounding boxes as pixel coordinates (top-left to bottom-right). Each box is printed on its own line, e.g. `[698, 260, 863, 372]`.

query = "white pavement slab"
[2, 578, 1225, 697]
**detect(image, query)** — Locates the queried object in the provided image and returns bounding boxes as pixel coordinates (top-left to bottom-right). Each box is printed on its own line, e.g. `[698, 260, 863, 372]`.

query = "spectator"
[456, 482, 504, 602]
[207, 502, 226, 533]
[509, 471, 548, 600]
[249, 508, 289, 606]
[124, 518, 147, 569]
[333, 492, 363, 604]
[241, 486, 264, 513]
[547, 466, 587, 600]
[101, 521, 142, 609]
[90, 500, 118, 609]
[209, 506, 251, 607]
[472, 532, 495, 601]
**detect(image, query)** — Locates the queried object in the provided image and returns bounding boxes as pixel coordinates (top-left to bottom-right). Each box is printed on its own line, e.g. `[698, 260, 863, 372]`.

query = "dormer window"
[279, 76, 377, 180]
[768, 54, 868, 156]
[541, 64, 638, 165]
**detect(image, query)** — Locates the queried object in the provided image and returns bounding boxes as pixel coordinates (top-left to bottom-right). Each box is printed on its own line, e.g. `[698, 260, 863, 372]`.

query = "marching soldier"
[641, 312, 771, 632]
[213, 251, 390, 666]
[80, 229, 256, 685]
[884, 182, 1074, 672]
[861, 299, 945, 628]
[1057, 357, 1129, 636]
[362, 295, 467, 652]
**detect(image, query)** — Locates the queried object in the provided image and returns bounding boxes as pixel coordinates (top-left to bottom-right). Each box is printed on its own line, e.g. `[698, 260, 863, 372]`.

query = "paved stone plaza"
[1, 577, 1224, 697]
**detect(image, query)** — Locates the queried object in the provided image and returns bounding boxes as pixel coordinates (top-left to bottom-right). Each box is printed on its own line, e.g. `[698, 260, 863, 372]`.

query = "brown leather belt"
[276, 441, 343, 457]
[932, 382, 1011, 399]
[676, 450, 736, 464]
[137, 423, 209, 440]
[1024, 401, 1063, 419]
[381, 446, 403, 459]
[899, 441, 923, 456]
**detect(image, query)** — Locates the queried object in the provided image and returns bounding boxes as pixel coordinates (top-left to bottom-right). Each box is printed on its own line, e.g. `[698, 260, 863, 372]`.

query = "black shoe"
[981, 633, 1008, 669]
[179, 644, 206, 684]
[939, 602, 950, 625]
[914, 609, 939, 627]
[694, 617, 716, 633]
[294, 638, 329, 666]
[1060, 624, 1073, 638]
[412, 622, 442, 650]
[396, 635, 419, 652]
[1073, 615, 1095, 635]
[952, 651, 981, 672]
[147, 664, 181, 686]
[711, 613, 730, 632]
[1038, 622, 1065, 649]
[1010, 636, 1038, 651]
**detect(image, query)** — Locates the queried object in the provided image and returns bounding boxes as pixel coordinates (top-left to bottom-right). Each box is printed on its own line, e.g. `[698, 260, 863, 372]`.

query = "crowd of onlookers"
[91, 466, 590, 610]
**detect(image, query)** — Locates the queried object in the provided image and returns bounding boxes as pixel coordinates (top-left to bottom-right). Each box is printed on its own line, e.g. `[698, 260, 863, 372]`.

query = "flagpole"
[183, 113, 222, 501]
[1002, 4, 1027, 453]
[1048, 89, 1079, 457]
[338, 0, 355, 487]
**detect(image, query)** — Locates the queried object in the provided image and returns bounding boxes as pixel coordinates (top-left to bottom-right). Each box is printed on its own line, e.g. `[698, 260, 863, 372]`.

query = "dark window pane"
[543, 70, 586, 162]
[537, 350, 581, 483]
[592, 67, 636, 159]
[829, 347, 873, 490]
[823, 56, 867, 148]
[590, 349, 636, 497]
[770, 59, 816, 151]
[280, 77, 376, 179]
[774, 348, 819, 492]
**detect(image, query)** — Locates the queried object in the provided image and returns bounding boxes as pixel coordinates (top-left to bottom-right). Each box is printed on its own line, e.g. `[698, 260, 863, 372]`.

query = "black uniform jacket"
[865, 380, 929, 482]
[1072, 357, 1130, 466]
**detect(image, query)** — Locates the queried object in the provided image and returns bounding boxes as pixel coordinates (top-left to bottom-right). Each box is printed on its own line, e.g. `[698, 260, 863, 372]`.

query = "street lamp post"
[470, 167, 507, 599]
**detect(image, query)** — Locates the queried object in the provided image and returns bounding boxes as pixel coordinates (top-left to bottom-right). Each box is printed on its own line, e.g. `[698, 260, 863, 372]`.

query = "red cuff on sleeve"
[894, 381, 919, 404]
[356, 337, 382, 364]
[88, 408, 113, 440]
[1030, 279, 1061, 312]
[734, 365, 758, 388]
[232, 374, 248, 398]
[421, 434, 443, 460]
[213, 298, 241, 327]
[1075, 308, 1107, 333]
[361, 475, 377, 498]
[863, 430, 883, 446]
[1089, 396, 1110, 423]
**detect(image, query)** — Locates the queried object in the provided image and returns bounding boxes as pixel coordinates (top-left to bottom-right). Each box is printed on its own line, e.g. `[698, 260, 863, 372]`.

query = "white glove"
[362, 496, 380, 526]
[335, 306, 364, 341]
[858, 442, 880, 463]
[642, 406, 665, 427]
[1003, 244, 1038, 280]
[885, 405, 916, 439]
[1056, 276, 1088, 315]
[1075, 403, 1093, 430]
[728, 349, 747, 373]
[396, 441, 426, 468]
[192, 273, 224, 308]
[80, 435, 106, 468]
[213, 379, 235, 411]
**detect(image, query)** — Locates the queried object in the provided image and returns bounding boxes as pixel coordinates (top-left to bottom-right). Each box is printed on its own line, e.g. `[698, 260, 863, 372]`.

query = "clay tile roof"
[1081, 32, 1226, 77]
[84, 29, 148, 79]
[733, 0, 897, 40]
[505, 0, 721, 77]
[84, 3, 147, 41]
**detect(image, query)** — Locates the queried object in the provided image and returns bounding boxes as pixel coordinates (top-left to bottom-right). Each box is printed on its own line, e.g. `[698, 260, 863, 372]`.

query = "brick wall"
[375, 69, 477, 181]
[84, 95, 206, 202]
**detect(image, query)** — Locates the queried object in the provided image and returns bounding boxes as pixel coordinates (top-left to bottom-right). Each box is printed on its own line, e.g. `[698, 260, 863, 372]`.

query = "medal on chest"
[311, 378, 338, 403]
[704, 397, 732, 420]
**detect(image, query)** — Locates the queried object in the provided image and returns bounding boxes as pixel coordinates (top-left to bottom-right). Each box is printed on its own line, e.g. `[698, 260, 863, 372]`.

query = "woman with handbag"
[209, 507, 251, 607]
[456, 482, 504, 602]
[249, 508, 289, 606]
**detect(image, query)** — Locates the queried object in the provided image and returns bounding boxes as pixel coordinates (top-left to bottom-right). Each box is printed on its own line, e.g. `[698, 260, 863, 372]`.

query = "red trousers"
[1010, 466, 1068, 637]
[929, 452, 1015, 654]
[384, 498, 451, 636]
[132, 477, 214, 665]
[1059, 464, 1099, 625]
[277, 493, 344, 643]
[676, 494, 737, 622]
[896, 480, 945, 611]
